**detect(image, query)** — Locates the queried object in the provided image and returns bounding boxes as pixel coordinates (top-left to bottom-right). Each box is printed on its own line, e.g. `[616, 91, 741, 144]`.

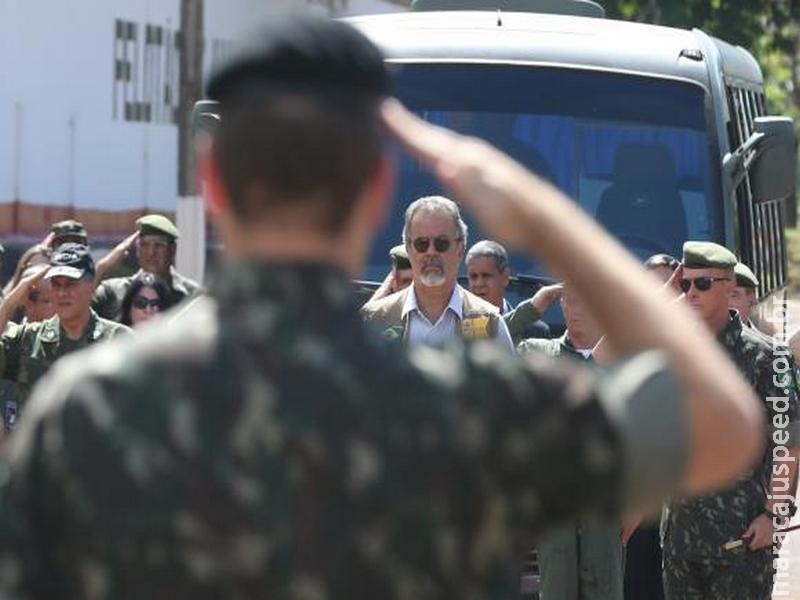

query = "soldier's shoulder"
[35, 298, 220, 410]
[360, 288, 406, 318]
[93, 315, 133, 339]
[516, 337, 557, 356]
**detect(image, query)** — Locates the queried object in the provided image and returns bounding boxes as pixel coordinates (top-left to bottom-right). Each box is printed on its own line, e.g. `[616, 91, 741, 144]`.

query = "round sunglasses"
[411, 235, 461, 254]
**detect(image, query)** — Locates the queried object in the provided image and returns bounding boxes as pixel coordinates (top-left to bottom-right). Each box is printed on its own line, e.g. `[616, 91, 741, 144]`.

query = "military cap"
[389, 244, 410, 269]
[682, 241, 737, 269]
[206, 12, 390, 103]
[136, 214, 179, 240]
[734, 262, 759, 288]
[45, 243, 95, 280]
[51, 219, 87, 241]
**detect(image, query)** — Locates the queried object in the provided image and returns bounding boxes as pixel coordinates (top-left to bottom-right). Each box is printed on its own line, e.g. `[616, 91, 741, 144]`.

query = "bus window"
[370, 63, 717, 302]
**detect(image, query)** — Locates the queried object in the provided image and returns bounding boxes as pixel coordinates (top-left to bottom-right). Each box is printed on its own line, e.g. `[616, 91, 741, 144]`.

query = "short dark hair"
[207, 14, 389, 233]
[213, 93, 383, 233]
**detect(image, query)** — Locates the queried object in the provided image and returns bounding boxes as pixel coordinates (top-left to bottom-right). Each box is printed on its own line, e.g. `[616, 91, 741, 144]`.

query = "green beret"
[136, 214, 179, 240]
[51, 219, 87, 240]
[389, 244, 410, 269]
[682, 241, 737, 269]
[734, 262, 759, 288]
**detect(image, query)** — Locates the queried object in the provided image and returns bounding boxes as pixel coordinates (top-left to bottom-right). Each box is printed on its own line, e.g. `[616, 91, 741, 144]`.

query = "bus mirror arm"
[722, 131, 765, 190]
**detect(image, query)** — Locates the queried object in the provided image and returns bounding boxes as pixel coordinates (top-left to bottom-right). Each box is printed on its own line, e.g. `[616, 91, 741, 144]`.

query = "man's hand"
[5, 266, 47, 309]
[530, 283, 563, 314]
[95, 231, 139, 281]
[382, 100, 558, 249]
[743, 513, 774, 550]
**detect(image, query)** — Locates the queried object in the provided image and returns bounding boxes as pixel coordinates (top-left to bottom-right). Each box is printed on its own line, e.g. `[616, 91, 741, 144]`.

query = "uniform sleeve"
[503, 299, 542, 339]
[444, 344, 687, 529]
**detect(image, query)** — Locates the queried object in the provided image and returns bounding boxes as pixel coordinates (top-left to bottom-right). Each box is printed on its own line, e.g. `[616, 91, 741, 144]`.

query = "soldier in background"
[364, 243, 413, 305]
[519, 288, 627, 600]
[0, 244, 130, 429]
[0, 14, 764, 599]
[662, 241, 800, 600]
[728, 261, 759, 328]
[93, 214, 203, 321]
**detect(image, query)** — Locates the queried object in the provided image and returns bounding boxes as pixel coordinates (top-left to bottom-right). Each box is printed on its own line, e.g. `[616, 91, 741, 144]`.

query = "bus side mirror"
[723, 116, 796, 203]
[750, 116, 796, 203]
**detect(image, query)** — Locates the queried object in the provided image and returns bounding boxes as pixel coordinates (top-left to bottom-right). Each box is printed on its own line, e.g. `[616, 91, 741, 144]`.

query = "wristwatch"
[764, 502, 797, 521]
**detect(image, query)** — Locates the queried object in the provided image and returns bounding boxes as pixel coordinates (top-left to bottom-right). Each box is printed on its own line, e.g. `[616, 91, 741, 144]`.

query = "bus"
[195, 0, 796, 329]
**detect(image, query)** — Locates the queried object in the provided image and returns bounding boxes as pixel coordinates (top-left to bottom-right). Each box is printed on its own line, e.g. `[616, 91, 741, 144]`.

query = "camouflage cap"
[51, 219, 87, 241]
[45, 243, 95, 280]
[136, 214, 179, 240]
[734, 262, 759, 288]
[389, 244, 410, 269]
[682, 241, 737, 269]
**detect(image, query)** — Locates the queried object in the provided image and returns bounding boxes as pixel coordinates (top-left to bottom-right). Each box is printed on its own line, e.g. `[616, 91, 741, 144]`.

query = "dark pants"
[663, 552, 773, 600]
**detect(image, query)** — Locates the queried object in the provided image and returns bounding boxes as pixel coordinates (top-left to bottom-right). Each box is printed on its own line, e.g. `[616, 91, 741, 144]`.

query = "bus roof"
[347, 10, 761, 88]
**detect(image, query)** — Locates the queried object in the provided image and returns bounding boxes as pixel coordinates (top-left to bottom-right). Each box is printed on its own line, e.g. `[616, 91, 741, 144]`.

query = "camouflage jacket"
[0, 311, 132, 417]
[0, 262, 686, 600]
[93, 266, 204, 321]
[662, 312, 800, 560]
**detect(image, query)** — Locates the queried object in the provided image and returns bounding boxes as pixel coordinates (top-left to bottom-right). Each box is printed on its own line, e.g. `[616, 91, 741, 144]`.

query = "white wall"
[0, 0, 297, 231]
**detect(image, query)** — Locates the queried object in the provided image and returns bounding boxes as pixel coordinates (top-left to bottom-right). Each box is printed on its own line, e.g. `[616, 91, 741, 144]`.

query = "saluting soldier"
[518, 287, 628, 600]
[662, 241, 800, 600]
[0, 244, 131, 430]
[0, 14, 764, 599]
[93, 214, 203, 321]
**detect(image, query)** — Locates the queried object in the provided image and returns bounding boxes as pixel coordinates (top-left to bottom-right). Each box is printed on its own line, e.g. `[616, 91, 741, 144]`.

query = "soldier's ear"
[198, 144, 229, 219]
[362, 155, 395, 232]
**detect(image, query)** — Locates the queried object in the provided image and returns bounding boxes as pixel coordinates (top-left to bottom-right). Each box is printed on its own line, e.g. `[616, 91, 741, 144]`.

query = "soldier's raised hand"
[382, 100, 562, 250]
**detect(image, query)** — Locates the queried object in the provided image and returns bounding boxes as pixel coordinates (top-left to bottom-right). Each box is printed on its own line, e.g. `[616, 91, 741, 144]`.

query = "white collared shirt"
[402, 284, 515, 352]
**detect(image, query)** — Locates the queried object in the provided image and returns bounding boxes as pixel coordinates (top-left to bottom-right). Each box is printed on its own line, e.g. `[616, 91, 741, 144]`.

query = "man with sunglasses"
[0, 15, 766, 599]
[362, 196, 514, 350]
[93, 214, 203, 322]
[0, 244, 131, 431]
[662, 241, 800, 600]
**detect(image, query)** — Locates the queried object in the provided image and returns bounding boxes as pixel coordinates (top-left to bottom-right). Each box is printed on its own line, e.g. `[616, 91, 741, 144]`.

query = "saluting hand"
[382, 100, 562, 250]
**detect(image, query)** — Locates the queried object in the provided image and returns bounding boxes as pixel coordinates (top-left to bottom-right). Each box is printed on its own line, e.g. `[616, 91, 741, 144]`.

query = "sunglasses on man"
[411, 236, 461, 254]
[679, 276, 730, 293]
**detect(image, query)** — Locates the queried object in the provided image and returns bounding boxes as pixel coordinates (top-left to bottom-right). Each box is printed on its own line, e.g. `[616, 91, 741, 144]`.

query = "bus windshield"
[368, 63, 719, 304]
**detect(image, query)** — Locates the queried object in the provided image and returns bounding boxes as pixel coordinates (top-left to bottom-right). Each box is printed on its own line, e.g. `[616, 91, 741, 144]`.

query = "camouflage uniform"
[0, 311, 131, 429]
[0, 262, 689, 599]
[661, 311, 800, 600]
[518, 333, 624, 600]
[93, 267, 203, 321]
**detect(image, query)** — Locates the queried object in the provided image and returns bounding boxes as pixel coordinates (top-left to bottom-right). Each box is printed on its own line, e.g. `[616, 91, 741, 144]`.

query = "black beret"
[206, 13, 390, 103]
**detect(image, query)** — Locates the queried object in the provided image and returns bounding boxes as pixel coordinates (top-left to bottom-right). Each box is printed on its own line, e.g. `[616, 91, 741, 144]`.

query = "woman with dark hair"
[119, 272, 171, 327]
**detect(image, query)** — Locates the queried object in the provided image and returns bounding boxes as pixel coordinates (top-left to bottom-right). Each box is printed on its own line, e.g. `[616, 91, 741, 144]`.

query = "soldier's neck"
[60, 311, 91, 340]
